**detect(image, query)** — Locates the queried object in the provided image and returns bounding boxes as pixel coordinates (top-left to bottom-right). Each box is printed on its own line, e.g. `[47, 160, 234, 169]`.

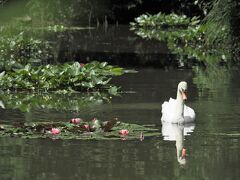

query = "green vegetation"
[202, 0, 234, 44]
[130, 12, 232, 66]
[130, 12, 203, 45]
[0, 10, 130, 94]
[0, 61, 125, 93]
[0, 32, 53, 71]
[0, 119, 160, 140]
[0, 92, 112, 112]
[193, 66, 231, 95]
[130, 0, 240, 67]
[130, 12, 200, 28]
[43, 25, 95, 32]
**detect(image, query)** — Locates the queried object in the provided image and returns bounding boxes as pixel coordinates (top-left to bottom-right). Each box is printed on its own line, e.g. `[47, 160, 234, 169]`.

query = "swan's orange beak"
[181, 91, 187, 100]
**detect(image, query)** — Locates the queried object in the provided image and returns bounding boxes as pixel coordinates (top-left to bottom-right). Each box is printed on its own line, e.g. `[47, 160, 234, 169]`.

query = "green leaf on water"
[108, 86, 119, 95]
[0, 120, 161, 140]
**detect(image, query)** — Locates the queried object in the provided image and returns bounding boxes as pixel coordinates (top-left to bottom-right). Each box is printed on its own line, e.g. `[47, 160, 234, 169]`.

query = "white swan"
[161, 81, 195, 124]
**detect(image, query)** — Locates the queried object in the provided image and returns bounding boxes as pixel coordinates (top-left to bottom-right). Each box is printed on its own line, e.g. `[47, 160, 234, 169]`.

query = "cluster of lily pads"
[0, 61, 125, 93]
[0, 27, 129, 93]
[130, 12, 200, 29]
[0, 117, 160, 140]
[130, 12, 228, 66]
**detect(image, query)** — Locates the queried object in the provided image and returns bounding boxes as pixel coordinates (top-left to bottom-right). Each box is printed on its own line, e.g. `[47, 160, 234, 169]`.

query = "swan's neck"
[175, 126, 186, 164]
[176, 90, 184, 117]
[176, 127, 184, 159]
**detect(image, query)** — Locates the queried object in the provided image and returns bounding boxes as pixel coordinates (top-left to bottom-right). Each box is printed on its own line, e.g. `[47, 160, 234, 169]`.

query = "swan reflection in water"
[161, 122, 195, 165]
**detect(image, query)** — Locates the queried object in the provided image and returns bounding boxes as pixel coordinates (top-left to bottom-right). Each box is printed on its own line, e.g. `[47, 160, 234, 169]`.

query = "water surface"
[0, 23, 240, 180]
[0, 68, 239, 180]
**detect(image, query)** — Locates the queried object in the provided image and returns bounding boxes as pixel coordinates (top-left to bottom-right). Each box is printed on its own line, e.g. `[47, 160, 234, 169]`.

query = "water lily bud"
[70, 118, 82, 124]
[119, 129, 129, 136]
[80, 63, 85, 67]
[51, 128, 60, 135]
[83, 124, 90, 131]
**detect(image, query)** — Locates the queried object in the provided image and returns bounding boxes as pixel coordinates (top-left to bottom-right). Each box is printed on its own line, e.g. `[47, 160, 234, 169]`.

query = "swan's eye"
[180, 89, 187, 93]
[180, 88, 185, 92]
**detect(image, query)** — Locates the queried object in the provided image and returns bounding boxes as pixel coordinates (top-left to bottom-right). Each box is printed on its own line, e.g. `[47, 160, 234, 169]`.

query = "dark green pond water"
[0, 25, 240, 179]
[0, 68, 239, 180]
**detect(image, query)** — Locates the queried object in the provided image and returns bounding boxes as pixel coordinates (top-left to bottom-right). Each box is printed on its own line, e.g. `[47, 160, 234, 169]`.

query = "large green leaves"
[0, 61, 125, 93]
[0, 120, 160, 140]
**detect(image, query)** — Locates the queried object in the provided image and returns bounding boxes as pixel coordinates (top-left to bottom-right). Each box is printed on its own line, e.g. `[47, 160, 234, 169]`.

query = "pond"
[0, 26, 240, 180]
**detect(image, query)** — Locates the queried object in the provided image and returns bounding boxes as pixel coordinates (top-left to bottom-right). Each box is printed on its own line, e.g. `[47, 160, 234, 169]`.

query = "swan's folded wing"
[184, 105, 196, 123]
[161, 98, 177, 122]
[161, 98, 175, 113]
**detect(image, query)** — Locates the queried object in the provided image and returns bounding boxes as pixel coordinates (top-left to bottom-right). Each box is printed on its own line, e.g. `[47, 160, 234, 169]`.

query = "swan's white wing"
[161, 98, 195, 123]
[184, 105, 196, 123]
[161, 98, 183, 123]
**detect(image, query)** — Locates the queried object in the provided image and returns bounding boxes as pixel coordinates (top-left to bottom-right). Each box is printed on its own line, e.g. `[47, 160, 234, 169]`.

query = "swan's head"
[178, 81, 188, 100]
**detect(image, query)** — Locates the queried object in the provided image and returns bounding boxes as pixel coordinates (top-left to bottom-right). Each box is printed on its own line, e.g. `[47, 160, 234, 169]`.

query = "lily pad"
[0, 118, 161, 140]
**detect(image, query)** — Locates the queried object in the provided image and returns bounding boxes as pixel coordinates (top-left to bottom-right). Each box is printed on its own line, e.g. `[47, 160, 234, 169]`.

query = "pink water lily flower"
[83, 124, 90, 131]
[51, 128, 60, 135]
[70, 118, 82, 124]
[119, 129, 129, 136]
[80, 63, 85, 67]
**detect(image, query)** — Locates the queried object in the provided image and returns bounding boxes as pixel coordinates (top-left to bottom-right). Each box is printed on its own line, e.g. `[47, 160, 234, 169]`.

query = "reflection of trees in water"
[0, 92, 109, 113]
[193, 66, 231, 99]
[48, 25, 171, 67]
[0, 137, 191, 180]
[193, 66, 240, 132]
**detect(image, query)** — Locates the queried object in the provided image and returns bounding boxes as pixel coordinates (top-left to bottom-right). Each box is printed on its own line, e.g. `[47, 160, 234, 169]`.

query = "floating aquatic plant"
[0, 61, 128, 93]
[130, 12, 230, 66]
[0, 118, 160, 140]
